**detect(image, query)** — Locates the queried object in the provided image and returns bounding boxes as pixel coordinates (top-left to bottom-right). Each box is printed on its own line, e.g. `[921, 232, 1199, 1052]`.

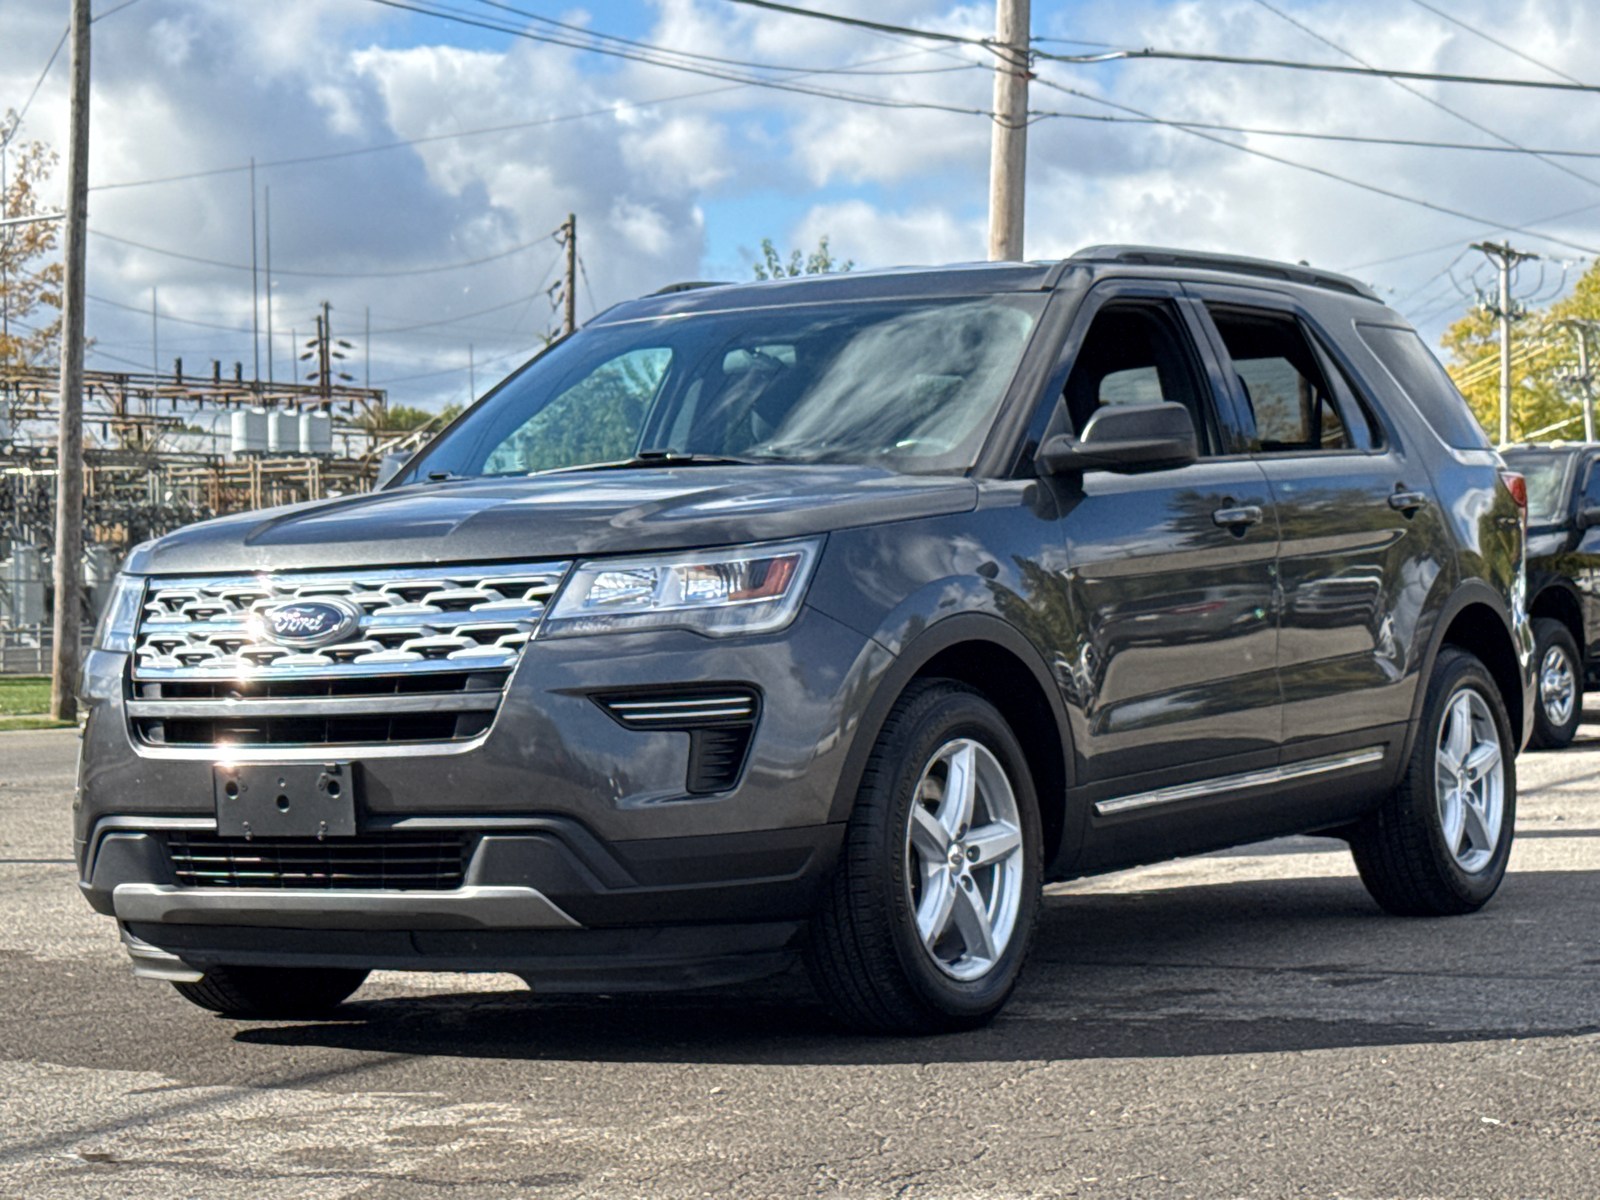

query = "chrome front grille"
[128, 562, 568, 748]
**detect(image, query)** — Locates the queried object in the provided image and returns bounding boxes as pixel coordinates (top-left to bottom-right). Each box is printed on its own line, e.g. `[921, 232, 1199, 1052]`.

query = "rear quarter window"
[1356, 323, 1492, 450]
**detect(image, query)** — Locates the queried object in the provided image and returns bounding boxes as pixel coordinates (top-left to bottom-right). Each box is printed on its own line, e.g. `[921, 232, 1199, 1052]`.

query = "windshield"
[401, 295, 1044, 481]
[1505, 453, 1573, 524]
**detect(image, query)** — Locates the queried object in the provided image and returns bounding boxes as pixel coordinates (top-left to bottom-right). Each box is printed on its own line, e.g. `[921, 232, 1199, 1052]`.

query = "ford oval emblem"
[256, 598, 362, 650]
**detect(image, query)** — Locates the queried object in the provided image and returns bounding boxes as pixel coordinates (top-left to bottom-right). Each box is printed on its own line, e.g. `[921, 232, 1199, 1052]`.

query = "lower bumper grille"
[165, 832, 469, 891]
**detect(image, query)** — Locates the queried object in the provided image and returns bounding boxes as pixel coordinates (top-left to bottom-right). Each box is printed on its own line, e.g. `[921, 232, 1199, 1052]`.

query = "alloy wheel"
[1539, 643, 1577, 729]
[903, 738, 1024, 981]
[1434, 686, 1505, 874]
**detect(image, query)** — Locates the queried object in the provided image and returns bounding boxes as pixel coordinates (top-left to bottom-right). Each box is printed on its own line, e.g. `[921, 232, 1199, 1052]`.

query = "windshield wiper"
[534, 450, 778, 476]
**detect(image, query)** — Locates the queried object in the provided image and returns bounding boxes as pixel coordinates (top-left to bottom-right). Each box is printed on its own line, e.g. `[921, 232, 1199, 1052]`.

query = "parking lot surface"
[2, 723, 1598, 1198]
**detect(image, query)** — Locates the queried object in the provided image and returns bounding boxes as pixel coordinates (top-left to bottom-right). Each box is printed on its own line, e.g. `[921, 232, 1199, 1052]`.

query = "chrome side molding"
[1095, 746, 1386, 817]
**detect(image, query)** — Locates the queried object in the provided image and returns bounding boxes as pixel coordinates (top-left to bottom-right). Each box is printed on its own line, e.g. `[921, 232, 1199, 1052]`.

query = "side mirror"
[1035, 402, 1199, 476]
[1578, 503, 1600, 529]
[374, 451, 411, 488]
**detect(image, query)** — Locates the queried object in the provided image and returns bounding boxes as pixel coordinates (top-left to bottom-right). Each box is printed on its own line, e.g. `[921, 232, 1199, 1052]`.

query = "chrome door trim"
[1095, 746, 1385, 817]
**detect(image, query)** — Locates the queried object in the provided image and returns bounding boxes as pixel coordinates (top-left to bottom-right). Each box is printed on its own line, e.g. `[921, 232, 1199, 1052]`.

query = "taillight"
[1500, 470, 1527, 530]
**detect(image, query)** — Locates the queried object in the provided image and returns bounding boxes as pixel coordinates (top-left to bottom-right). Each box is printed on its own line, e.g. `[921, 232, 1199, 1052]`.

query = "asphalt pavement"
[2, 721, 1598, 1198]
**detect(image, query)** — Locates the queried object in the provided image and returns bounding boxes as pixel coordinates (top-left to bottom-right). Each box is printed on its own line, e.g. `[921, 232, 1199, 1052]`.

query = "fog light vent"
[595, 686, 760, 794]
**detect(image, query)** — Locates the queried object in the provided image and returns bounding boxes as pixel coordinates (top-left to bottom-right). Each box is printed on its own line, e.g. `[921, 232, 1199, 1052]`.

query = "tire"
[804, 680, 1043, 1035]
[173, 966, 369, 1018]
[1349, 646, 1515, 916]
[1529, 617, 1582, 749]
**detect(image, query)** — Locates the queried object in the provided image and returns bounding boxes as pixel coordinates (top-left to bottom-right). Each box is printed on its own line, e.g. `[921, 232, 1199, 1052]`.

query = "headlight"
[544, 539, 821, 638]
[93, 573, 146, 653]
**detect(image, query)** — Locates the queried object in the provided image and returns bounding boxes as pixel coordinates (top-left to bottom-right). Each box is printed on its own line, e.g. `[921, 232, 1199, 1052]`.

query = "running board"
[1094, 746, 1386, 817]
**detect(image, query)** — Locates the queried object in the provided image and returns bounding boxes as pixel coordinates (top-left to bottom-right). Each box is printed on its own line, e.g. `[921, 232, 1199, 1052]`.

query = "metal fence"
[0, 625, 92, 676]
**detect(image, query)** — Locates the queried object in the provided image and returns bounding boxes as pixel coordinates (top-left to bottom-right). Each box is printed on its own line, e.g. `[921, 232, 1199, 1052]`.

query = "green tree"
[1442, 258, 1600, 443]
[752, 234, 853, 281]
[0, 115, 62, 369]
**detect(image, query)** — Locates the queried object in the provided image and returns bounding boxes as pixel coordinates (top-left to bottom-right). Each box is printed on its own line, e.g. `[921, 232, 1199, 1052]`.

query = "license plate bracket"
[214, 762, 357, 838]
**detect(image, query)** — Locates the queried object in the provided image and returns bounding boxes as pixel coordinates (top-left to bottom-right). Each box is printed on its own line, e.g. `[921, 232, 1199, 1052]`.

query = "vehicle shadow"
[233, 867, 1600, 1066]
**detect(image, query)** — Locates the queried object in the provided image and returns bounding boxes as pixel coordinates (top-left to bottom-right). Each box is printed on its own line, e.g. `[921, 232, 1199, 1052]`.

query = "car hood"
[126, 464, 980, 575]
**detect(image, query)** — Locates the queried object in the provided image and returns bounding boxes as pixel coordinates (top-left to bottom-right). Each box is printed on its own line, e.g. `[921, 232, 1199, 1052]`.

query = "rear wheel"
[805, 681, 1042, 1034]
[1529, 617, 1582, 749]
[1349, 647, 1514, 916]
[173, 966, 369, 1018]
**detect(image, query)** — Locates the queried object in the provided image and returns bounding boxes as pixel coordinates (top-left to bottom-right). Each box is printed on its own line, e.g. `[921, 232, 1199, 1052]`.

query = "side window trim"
[1306, 333, 1383, 452]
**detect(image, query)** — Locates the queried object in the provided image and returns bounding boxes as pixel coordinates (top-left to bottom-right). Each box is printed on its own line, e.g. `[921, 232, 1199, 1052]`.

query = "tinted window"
[1583, 459, 1600, 510]
[406, 296, 1043, 480]
[1208, 307, 1367, 452]
[1503, 453, 1573, 523]
[1357, 323, 1492, 449]
[1062, 303, 1214, 454]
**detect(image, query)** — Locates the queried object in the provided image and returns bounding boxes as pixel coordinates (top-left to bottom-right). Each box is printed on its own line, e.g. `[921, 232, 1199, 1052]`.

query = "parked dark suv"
[76, 247, 1535, 1035]
[1499, 443, 1600, 748]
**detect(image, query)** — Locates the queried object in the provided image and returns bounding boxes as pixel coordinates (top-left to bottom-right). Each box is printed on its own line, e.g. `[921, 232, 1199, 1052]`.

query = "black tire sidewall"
[1416, 651, 1517, 907]
[874, 688, 1043, 1023]
[1531, 618, 1582, 748]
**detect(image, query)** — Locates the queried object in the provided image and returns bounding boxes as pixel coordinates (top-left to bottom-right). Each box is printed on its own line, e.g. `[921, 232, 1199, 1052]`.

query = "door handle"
[1212, 505, 1263, 529]
[1388, 490, 1428, 514]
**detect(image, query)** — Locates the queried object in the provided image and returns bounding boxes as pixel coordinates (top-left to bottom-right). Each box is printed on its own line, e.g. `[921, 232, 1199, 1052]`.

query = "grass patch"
[0, 675, 51, 717]
[0, 715, 74, 731]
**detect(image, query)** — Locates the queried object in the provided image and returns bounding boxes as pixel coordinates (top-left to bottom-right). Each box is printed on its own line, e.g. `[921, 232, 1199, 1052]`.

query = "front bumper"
[75, 603, 884, 986]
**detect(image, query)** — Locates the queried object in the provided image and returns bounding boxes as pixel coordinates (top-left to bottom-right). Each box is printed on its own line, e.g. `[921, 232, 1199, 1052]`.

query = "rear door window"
[1206, 306, 1374, 452]
[1357, 323, 1492, 449]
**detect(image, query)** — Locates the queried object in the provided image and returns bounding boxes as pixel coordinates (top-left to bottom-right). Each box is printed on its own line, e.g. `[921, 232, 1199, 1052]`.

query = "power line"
[1249, 0, 1600, 199]
[1032, 109, 1600, 161]
[1036, 45, 1600, 95]
[465, 0, 966, 77]
[88, 227, 558, 278]
[90, 86, 745, 192]
[3, 25, 68, 146]
[366, 0, 992, 118]
[1403, 0, 1583, 86]
[90, 40, 961, 193]
[717, 0, 985, 47]
[1032, 74, 1600, 256]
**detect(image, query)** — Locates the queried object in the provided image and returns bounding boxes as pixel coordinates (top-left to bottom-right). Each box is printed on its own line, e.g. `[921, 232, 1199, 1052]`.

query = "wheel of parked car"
[805, 680, 1042, 1035]
[173, 966, 370, 1018]
[1529, 618, 1582, 750]
[1347, 647, 1515, 916]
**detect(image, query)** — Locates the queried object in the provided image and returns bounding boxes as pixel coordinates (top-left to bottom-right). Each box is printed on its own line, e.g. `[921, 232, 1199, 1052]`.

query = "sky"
[2, 0, 1598, 412]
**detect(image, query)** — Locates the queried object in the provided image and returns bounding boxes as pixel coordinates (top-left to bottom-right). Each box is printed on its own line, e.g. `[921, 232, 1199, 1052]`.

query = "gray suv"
[76, 248, 1535, 1034]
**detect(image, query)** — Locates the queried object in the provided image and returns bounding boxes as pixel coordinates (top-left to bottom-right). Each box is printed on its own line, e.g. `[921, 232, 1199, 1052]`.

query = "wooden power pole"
[51, 0, 91, 722]
[987, 0, 1030, 262]
[562, 213, 577, 336]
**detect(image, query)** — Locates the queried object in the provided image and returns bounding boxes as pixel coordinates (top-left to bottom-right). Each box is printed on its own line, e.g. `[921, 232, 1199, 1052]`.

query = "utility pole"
[987, 0, 1030, 262]
[301, 302, 350, 404]
[150, 287, 157, 375]
[1471, 240, 1538, 446]
[249, 158, 259, 383]
[560, 214, 578, 336]
[1557, 319, 1598, 443]
[264, 186, 273, 385]
[363, 306, 370, 389]
[51, 0, 91, 721]
[468, 343, 475, 401]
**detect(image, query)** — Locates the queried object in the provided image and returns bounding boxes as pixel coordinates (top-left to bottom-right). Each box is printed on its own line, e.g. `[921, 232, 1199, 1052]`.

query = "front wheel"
[173, 965, 369, 1018]
[1349, 647, 1514, 916]
[805, 681, 1042, 1035]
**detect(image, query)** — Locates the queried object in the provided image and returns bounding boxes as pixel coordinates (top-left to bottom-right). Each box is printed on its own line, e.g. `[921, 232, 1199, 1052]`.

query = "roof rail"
[649, 280, 731, 296]
[1069, 245, 1380, 302]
